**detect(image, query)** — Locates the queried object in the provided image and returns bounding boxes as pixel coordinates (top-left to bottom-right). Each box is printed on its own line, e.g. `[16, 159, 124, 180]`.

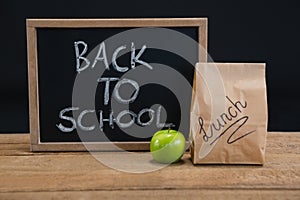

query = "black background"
[1, 0, 300, 133]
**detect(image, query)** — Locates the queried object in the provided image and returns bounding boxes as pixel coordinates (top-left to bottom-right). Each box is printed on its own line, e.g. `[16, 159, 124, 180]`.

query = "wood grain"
[26, 18, 207, 28]
[0, 189, 299, 200]
[0, 133, 299, 199]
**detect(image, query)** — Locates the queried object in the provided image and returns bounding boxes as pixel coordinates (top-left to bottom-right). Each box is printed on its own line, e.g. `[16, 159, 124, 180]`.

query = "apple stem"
[168, 127, 171, 133]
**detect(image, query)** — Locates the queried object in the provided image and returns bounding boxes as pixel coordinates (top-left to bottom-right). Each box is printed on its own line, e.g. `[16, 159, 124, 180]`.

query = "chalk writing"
[57, 40, 174, 133]
[74, 41, 152, 73]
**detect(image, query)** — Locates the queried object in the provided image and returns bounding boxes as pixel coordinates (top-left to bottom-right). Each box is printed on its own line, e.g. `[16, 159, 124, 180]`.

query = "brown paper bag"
[190, 63, 268, 164]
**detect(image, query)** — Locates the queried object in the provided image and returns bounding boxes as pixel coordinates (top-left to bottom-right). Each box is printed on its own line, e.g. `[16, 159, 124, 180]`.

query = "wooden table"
[0, 133, 299, 199]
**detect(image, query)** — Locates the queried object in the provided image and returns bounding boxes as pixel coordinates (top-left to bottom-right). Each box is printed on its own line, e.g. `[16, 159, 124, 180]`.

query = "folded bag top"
[190, 63, 268, 165]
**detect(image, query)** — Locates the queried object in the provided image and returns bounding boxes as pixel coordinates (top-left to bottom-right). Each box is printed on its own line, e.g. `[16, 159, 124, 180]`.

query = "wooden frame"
[27, 18, 208, 151]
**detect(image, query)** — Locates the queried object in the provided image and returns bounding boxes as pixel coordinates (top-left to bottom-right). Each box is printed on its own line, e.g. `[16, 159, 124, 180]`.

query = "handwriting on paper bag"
[198, 96, 255, 145]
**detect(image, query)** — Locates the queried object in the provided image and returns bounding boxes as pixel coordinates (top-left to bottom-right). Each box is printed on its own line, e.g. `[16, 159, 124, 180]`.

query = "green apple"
[150, 129, 186, 164]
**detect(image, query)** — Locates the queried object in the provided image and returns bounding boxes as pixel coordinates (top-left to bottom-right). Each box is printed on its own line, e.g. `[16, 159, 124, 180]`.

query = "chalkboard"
[27, 18, 207, 151]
